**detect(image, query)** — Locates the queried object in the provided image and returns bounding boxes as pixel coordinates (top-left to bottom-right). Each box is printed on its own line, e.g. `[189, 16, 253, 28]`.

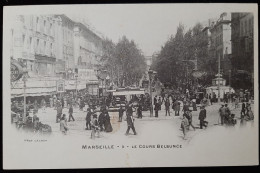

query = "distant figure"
[219, 104, 225, 125]
[181, 115, 189, 140]
[104, 111, 113, 132]
[68, 104, 75, 122]
[153, 96, 157, 105]
[224, 104, 231, 124]
[165, 98, 170, 116]
[56, 105, 63, 123]
[90, 114, 100, 139]
[198, 106, 207, 129]
[137, 103, 143, 119]
[235, 97, 239, 109]
[85, 108, 92, 130]
[175, 102, 180, 116]
[49, 97, 53, 108]
[158, 97, 162, 110]
[98, 109, 106, 131]
[60, 114, 69, 135]
[184, 110, 196, 131]
[125, 103, 137, 135]
[118, 105, 124, 122]
[61, 97, 64, 108]
[154, 102, 160, 118]
[192, 98, 197, 111]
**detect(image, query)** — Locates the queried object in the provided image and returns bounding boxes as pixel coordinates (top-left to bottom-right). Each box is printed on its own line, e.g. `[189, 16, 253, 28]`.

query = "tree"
[101, 36, 146, 87]
[151, 22, 218, 90]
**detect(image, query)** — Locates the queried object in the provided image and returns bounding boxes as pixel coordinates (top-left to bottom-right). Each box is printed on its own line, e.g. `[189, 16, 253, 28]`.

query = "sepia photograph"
[2, 3, 258, 169]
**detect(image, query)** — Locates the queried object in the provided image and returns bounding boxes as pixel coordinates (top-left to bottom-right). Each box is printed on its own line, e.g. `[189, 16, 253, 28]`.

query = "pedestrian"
[245, 103, 250, 115]
[50, 97, 53, 108]
[41, 98, 46, 112]
[219, 104, 225, 125]
[209, 94, 212, 105]
[90, 114, 100, 139]
[192, 98, 197, 111]
[137, 103, 143, 119]
[153, 96, 157, 105]
[60, 114, 69, 135]
[85, 108, 92, 130]
[181, 115, 189, 140]
[104, 110, 113, 132]
[56, 105, 63, 123]
[235, 97, 239, 109]
[165, 98, 170, 116]
[61, 97, 64, 108]
[33, 117, 40, 133]
[68, 104, 75, 122]
[98, 109, 105, 131]
[198, 106, 207, 129]
[224, 104, 231, 124]
[154, 102, 160, 118]
[125, 103, 137, 135]
[118, 104, 124, 122]
[175, 102, 180, 116]
[158, 97, 162, 110]
[184, 110, 196, 131]
[182, 101, 189, 112]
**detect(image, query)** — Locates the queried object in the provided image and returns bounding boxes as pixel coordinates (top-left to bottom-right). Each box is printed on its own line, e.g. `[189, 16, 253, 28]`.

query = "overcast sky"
[4, 4, 257, 56]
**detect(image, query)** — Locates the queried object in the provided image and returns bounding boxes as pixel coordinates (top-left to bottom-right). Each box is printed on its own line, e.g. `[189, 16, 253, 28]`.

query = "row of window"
[63, 45, 73, 55]
[22, 34, 54, 56]
[63, 28, 73, 45]
[23, 15, 55, 37]
[240, 17, 253, 36]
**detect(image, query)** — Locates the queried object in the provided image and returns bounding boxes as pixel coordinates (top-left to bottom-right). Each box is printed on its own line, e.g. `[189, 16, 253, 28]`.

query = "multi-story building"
[73, 22, 103, 71]
[209, 12, 232, 75]
[54, 15, 75, 73]
[10, 15, 57, 76]
[10, 14, 105, 97]
[231, 12, 254, 73]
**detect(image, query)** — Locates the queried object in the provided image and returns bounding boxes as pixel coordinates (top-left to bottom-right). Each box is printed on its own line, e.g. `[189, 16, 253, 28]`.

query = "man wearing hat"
[125, 103, 137, 135]
[85, 108, 92, 130]
[198, 106, 207, 129]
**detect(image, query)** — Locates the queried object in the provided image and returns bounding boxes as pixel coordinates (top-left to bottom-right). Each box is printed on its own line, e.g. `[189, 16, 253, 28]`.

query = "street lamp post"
[217, 55, 221, 103]
[229, 69, 231, 103]
[148, 70, 154, 117]
[22, 68, 28, 122]
[75, 74, 78, 98]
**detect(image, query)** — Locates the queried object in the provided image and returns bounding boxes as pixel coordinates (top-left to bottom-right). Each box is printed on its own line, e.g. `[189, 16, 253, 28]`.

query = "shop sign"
[11, 61, 23, 82]
[56, 80, 65, 93]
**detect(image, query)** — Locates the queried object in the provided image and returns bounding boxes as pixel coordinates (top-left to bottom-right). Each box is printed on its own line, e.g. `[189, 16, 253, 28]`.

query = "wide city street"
[30, 101, 254, 144]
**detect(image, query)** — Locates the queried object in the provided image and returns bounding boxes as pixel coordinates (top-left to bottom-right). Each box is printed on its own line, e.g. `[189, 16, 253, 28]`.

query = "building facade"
[10, 14, 104, 97]
[209, 12, 232, 75]
[231, 12, 254, 73]
[10, 15, 58, 77]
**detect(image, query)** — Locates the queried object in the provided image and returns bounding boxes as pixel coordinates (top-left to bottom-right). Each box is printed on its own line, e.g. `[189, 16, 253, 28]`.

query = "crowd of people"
[10, 86, 254, 140]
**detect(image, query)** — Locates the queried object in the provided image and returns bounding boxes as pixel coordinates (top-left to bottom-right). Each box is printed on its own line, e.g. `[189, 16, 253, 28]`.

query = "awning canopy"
[113, 90, 145, 96]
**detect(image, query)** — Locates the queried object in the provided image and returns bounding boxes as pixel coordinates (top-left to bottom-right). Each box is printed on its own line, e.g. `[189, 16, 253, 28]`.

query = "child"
[181, 115, 189, 140]
[91, 114, 100, 139]
[60, 114, 69, 135]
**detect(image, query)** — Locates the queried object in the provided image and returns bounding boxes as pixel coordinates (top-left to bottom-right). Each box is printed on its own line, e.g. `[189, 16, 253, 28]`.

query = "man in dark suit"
[125, 103, 137, 135]
[118, 105, 124, 122]
[198, 106, 207, 129]
[241, 102, 246, 118]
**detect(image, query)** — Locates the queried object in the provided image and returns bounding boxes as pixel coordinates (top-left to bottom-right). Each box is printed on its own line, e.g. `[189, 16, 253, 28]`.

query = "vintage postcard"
[2, 3, 258, 169]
